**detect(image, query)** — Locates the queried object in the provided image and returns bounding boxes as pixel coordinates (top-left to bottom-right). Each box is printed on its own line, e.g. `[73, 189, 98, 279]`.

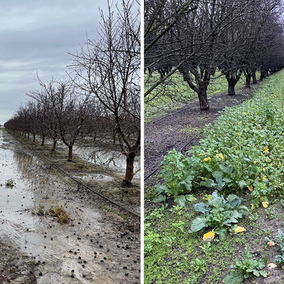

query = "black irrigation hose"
[49, 162, 140, 219]
[144, 138, 194, 181]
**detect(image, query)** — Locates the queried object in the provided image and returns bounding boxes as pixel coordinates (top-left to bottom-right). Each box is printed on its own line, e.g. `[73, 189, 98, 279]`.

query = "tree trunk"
[68, 145, 73, 161]
[227, 77, 238, 96]
[41, 135, 45, 146]
[123, 152, 135, 187]
[225, 70, 242, 96]
[245, 75, 251, 88]
[197, 83, 209, 110]
[252, 72, 257, 84]
[52, 139, 57, 152]
[33, 133, 36, 142]
[228, 84, 236, 96]
[259, 69, 268, 81]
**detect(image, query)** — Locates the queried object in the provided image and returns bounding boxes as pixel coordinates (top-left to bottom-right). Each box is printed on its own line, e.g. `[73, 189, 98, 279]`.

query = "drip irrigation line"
[49, 162, 140, 218]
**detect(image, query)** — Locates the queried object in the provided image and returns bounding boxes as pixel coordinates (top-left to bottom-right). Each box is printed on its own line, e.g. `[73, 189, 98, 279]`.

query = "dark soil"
[0, 240, 37, 284]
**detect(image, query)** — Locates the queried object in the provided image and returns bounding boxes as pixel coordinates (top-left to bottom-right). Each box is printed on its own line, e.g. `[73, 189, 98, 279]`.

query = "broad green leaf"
[194, 202, 211, 214]
[237, 205, 250, 215]
[227, 194, 242, 207]
[180, 175, 193, 191]
[217, 228, 228, 240]
[212, 170, 223, 186]
[154, 184, 168, 194]
[186, 194, 196, 202]
[238, 180, 247, 189]
[200, 179, 216, 188]
[175, 195, 186, 208]
[209, 191, 225, 208]
[220, 164, 233, 174]
[153, 195, 166, 203]
[231, 210, 243, 219]
[224, 270, 244, 284]
[191, 216, 207, 232]
[223, 177, 233, 184]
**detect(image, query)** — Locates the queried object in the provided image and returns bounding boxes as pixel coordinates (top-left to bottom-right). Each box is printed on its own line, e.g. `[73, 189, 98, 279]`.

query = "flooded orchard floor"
[0, 129, 140, 284]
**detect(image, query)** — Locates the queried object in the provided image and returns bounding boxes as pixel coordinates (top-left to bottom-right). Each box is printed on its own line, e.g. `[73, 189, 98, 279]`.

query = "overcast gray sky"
[0, 0, 108, 125]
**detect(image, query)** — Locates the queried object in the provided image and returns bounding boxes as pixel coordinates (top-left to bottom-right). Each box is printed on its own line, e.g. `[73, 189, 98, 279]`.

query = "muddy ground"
[0, 130, 140, 284]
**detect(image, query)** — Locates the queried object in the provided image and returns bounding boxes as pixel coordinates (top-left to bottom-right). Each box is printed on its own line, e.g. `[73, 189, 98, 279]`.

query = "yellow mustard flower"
[203, 157, 211, 162]
[249, 185, 253, 192]
[267, 241, 276, 246]
[263, 147, 269, 154]
[262, 201, 269, 208]
[251, 203, 254, 210]
[205, 195, 212, 201]
[234, 226, 246, 233]
[215, 153, 224, 160]
[203, 230, 215, 241]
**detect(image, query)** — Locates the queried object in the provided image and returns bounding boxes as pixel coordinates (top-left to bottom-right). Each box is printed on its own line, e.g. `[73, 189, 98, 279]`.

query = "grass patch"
[144, 71, 249, 123]
[180, 126, 202, 135]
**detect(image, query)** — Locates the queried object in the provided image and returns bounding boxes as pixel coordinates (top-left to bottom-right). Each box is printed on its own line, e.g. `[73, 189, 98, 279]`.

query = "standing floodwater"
[0, 130, 42, 254]
[0, 129, 140, 284]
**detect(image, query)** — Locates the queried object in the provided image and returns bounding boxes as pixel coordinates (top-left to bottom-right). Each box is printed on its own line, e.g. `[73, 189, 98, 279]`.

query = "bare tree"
[145, 0, 284, 109]
[27, 77, 91, 161]
[69, 0, 140, 186]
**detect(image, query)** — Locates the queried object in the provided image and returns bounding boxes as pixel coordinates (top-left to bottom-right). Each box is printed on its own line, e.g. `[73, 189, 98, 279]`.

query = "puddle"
[40, 137, 140, 177]
[0, 130, 140, 283]
[73, 146, 140, 177]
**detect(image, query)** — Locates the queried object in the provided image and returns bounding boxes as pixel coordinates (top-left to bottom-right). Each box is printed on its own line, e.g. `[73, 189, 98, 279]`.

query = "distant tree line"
[4, 0, 140, 186]
[145, 0, 284, 110]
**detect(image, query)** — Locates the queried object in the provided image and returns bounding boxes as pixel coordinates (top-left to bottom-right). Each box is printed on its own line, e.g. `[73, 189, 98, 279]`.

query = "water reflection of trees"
[13, 151, 48, 188]
[74, 146, 140, 178]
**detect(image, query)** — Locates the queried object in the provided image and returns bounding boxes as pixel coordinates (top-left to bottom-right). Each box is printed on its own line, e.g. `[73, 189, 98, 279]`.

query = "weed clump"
[49, 205, 70, 224]
[5, 178, 15, 187]
[34, 204, 70, 224]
